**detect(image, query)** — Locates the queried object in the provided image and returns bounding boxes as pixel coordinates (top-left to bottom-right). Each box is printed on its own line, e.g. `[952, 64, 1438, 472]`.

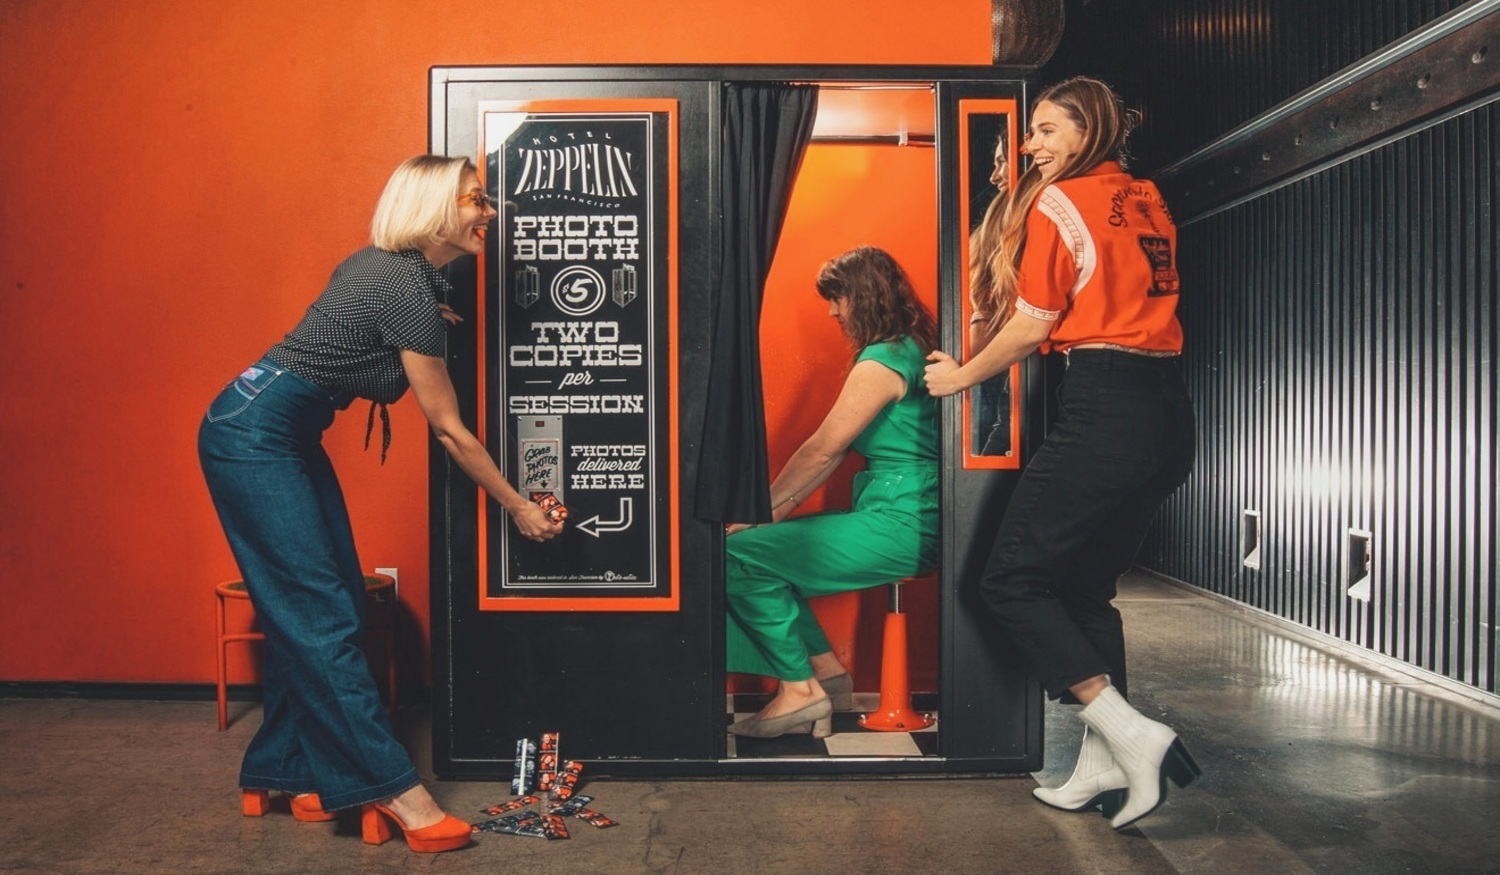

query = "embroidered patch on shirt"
[1137, 235, 1181, 296]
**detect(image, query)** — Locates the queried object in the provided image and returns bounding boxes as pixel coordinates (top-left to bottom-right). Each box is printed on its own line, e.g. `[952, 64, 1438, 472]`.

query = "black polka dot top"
[266, 247, 450, 405]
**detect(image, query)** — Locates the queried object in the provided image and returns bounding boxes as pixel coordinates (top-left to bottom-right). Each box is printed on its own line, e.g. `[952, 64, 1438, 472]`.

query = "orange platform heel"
[360, 803, 471, 853]
[242, 789, 336, 822]
[290, 793, 336, 823]
[241, 789, 271, 817]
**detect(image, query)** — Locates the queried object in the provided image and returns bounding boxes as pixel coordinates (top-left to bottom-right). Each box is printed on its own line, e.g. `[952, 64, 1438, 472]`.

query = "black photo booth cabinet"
[429, 65, 1044, 777]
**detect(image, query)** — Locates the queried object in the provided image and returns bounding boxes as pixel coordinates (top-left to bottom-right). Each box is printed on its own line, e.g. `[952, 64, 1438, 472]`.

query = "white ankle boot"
[1032, 726, 1128, 816]
[1078, 686, 1201, 829]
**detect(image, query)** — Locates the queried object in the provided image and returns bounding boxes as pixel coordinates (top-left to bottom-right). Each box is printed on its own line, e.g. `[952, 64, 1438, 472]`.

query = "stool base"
[858, 707, 936, 732]
[857, 608, 936, 732]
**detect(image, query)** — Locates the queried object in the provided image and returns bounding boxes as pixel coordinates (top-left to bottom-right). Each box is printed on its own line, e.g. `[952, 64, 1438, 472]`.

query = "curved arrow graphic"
[575, 497, 634, 538]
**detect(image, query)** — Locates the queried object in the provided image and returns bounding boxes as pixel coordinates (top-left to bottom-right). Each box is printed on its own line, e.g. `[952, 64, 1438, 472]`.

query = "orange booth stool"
[858, 574, 937, 732]
[214, 573, 398, 730]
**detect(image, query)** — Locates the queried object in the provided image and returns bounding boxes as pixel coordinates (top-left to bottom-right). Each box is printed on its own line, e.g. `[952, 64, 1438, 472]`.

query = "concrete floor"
[3, 572, 1498, 874]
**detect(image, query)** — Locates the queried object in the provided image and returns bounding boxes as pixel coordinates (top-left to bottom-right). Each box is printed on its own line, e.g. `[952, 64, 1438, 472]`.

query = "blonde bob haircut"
[370, 155, 476, 252]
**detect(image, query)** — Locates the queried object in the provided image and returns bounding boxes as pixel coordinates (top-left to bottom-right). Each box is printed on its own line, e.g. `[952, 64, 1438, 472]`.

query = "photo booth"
[429, 65, 1047, 777]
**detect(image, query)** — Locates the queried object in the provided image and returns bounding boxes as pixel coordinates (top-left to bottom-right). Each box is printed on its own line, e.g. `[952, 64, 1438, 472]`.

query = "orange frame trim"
[474, 98, 681, 612]
[958, 98, 1022, 471]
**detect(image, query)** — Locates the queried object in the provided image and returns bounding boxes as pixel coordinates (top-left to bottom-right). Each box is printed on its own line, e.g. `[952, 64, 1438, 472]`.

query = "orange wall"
[0, 1, 991, 685]
[748, 142, 940, 693]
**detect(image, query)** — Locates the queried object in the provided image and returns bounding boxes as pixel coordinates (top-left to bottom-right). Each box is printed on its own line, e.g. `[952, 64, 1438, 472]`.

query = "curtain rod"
[795, 83, 935, 92]
[809, 133, 935, 146]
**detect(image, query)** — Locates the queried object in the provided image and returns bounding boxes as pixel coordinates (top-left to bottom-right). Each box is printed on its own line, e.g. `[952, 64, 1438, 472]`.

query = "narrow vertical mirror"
[958, 101, 1021, 468]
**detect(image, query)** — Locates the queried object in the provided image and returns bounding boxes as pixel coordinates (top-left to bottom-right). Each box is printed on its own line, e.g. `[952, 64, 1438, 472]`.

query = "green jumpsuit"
[725, 335, 940, 681]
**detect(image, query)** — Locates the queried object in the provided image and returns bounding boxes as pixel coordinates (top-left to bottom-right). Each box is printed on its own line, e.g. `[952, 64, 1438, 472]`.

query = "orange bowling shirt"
[1014, 162, 1183, 355]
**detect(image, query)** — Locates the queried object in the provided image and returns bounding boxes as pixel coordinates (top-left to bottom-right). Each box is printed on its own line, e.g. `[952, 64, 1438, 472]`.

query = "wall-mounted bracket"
[1157, 1, 1500, 222]
[1241, 509, 1262, 571]
[1346, 529, 1373, 602]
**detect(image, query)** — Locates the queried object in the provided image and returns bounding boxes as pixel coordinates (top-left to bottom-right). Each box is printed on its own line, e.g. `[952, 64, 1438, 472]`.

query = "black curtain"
[693, 83, 820, 523]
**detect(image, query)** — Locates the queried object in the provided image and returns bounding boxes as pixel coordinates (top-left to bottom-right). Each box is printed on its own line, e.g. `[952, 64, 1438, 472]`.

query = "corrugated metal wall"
[1048, 0, 1471, 174]
[1159, 106, 1498, 692]
[1044, 0, 1498, 694]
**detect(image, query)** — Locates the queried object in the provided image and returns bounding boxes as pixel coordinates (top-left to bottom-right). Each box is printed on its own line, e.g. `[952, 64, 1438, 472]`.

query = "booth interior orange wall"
[0, 1, 991, 687]
[744, 142, 941, 694]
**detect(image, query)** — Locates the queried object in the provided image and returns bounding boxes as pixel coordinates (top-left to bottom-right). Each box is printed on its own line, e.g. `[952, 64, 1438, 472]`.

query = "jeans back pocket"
[206, 363, 283, 423]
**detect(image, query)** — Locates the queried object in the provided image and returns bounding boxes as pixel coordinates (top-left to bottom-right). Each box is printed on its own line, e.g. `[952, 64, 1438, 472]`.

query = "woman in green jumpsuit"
[726, 246, 939, 739]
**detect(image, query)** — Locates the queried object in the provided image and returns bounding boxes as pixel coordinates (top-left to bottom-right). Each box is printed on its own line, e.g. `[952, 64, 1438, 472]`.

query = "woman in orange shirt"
[926, 77, 1200, 830]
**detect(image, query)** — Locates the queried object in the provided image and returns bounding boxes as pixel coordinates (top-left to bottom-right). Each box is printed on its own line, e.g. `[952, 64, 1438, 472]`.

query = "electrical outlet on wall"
[374, 567, 399, 598]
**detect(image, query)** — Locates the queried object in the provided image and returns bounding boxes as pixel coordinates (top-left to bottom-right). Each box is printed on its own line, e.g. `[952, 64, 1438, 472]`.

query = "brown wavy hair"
[972, 77, 1139, 332]
[815, 246, 938, 355]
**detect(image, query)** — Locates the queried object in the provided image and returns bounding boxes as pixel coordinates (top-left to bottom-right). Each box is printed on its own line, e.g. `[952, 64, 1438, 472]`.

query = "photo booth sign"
[476, 100, 679, 611]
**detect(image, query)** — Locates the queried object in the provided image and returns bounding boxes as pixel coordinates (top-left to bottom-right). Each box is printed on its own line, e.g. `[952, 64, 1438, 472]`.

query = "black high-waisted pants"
[979, 349, 1196, 700]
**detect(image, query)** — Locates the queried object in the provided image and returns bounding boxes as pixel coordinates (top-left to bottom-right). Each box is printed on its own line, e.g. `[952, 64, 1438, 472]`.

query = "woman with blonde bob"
[926, 78, 1201, 829]
[199, 156, 562, 854]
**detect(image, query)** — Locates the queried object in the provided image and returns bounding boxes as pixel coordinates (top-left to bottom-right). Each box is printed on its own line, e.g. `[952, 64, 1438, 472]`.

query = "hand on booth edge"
[437, 303, 463, 325]
[923, 350, 963, 397]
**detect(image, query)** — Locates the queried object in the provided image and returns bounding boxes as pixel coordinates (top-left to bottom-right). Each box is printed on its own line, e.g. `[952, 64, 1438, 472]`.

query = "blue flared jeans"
[979, 349, 1196, 701]
[197, 360, 419, 810]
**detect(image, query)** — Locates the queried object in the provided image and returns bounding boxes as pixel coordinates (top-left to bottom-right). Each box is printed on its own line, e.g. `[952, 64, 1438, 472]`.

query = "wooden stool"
[215, 573, 397, 730]
[858, 575, 936, 732]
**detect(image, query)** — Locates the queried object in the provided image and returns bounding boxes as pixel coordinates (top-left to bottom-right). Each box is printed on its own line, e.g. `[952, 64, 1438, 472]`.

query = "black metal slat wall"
[1046, 0, 1471, 175]
[1154, 105, 1498, 693]
[1044, 0, 1497, 695]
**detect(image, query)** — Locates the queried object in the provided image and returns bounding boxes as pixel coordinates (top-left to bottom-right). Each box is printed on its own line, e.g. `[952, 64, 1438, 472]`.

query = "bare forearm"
[755, 358, 903, 523]
[950, 333, 1032, 392]
[435, 428, 529, 514]
[401, 349, 561, 540]
[934, 313, 1052, 396]
[767, 443, 847, 522]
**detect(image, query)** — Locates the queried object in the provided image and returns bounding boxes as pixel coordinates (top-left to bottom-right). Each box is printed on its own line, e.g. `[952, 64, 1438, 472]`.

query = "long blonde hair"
[968, 192, 1008, 326]
[971, 78, 1138, 332]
